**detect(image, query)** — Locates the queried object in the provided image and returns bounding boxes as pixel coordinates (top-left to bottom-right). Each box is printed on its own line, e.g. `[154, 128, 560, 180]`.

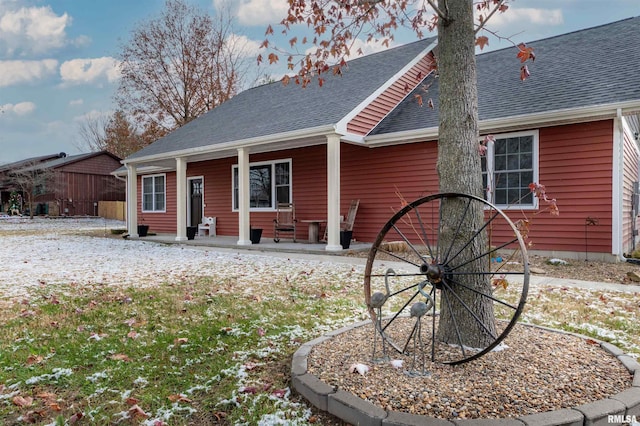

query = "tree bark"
[435, 0, 496, 347]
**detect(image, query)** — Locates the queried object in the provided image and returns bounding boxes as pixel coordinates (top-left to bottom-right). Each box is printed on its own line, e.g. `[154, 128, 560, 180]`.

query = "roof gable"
[372, 16, 640, 136]
[126, 37, 437, 162]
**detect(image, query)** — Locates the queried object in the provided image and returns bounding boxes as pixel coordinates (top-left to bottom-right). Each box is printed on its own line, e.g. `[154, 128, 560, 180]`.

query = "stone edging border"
[291, 320, 640, 426]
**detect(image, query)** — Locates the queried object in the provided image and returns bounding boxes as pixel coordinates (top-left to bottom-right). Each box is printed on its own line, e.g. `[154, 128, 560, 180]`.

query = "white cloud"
[345, 38, 395, 59]
[302, 38, 394, 63]
[487, 7, 563, 28]
[1, 101, 36, 115]
[69, 99, 83, 106]
[59, 57, 121, 86]
[232, 0, 289, 27]
[72, 109, 111, 123]
[228, 33, 262, 57]
[0, 59, 57, 86]
[0, 5, 71, 56]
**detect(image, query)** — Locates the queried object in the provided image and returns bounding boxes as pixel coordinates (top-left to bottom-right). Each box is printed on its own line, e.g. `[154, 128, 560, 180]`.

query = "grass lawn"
[0, 230, 638, 424]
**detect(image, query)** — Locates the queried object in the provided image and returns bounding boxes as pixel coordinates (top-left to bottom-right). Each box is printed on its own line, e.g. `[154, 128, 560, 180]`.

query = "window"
[142, 174, 166, 212]
[232, 160, 291, 210]
[482, 131, 538, 208]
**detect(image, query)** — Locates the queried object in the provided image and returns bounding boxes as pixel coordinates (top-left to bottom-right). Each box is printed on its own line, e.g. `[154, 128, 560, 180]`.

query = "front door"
[189, 178, 203, 226]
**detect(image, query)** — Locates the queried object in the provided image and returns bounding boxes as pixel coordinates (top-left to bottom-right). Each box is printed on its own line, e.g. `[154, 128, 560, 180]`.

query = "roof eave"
[365, 101, 640, 146]
[122, 124, 338, 166]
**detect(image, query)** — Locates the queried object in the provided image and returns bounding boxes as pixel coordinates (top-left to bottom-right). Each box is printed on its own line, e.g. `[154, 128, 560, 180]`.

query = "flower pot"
[187, 226, 197, 240]
[137, 224, 149, 237]
[250, 228, 263, 244]
[340, 230, 352, 249]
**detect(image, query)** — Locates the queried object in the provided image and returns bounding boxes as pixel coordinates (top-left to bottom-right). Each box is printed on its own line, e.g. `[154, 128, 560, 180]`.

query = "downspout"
[613, 109, 626, 261]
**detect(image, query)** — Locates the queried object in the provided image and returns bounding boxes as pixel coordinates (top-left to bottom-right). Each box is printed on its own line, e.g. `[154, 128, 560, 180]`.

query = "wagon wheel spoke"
[364, 192, 529, 365]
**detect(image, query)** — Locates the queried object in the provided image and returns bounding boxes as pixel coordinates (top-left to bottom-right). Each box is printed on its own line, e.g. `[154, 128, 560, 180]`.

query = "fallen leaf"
[167, 394, 192, 403]
[585, 339, 599, 345]
[125, 397, 140, 405]
[109, 353, 131, 362]
[272, 388, 287, 398]
[48, 402, 62, 411]
[13, 395, 34, 407]
[128, 404, 149, 419]
[68, 412, 84, 424]
[240, 386, 257, 394]
[174, 337, 188, 345]
[256, 327, 265, 337]
[127, 330, 139, 339]
[26, 354, 44, 365]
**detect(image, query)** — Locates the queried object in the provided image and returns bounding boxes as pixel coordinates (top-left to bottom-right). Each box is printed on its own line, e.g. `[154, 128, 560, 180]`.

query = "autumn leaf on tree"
[475, 35, 489, 50]
[516, 42, 535, 62]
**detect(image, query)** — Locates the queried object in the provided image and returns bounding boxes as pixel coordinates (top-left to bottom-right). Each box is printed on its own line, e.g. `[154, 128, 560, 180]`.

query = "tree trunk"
[435, 0, 496, 347]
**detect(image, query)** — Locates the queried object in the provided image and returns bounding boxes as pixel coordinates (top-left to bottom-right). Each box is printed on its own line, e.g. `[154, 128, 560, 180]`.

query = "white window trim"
[232, 158, 292, 212]
[141, 173, 167, 213]
[483, 130, 539, 210]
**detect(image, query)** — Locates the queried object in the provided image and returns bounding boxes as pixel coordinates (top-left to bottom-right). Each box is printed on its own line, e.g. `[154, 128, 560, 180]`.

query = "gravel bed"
[307, 321, 632, 419]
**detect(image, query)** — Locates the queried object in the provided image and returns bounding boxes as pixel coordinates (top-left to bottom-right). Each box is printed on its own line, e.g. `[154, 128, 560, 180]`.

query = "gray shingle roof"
[126, 37, 436, 161]
[372, 16, 640, 135]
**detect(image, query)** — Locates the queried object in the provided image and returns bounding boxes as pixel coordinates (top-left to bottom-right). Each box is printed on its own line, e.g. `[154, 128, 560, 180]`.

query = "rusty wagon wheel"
[364, 192, 529, 365]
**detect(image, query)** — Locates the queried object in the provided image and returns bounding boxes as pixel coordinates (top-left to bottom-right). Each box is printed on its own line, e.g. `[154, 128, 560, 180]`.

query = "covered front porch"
[135, 232, 371, 255]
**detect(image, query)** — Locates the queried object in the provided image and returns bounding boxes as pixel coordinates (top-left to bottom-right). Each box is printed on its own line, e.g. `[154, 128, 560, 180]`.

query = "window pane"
[155, 176, 165, 193]
[143, 194, 153, 211]
[507, 154, 519, 170]
[495, 140, 506, 155]
[155, 193, 165, 211]
[495, 155, 506, 171]
[520, 152, 532, 169]
[250, 165, 272, 208]
[520, 136, 533, 153]
[508, 189, 520, 204]
[507, 138, 519, 153]
[143, 177, 153, 193]
[275, 162, 289, 185]
[495, 189, 507, 205]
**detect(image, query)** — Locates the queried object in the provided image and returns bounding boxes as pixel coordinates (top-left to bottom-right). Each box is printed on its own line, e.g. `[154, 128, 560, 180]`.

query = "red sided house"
[119, 17, 640, 261]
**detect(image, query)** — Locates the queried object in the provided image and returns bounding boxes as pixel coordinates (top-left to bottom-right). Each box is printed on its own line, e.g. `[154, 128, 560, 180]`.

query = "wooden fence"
[98, 201, 126, 221]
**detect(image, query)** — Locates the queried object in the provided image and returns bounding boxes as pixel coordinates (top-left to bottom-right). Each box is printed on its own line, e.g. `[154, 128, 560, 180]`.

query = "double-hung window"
[232, 159, 291, 210]
[142, 174, 166, 212]
[482, 131, 538, 208]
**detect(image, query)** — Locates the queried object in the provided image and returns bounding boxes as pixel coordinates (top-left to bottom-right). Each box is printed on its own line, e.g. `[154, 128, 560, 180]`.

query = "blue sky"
[1, 0, 638, 164]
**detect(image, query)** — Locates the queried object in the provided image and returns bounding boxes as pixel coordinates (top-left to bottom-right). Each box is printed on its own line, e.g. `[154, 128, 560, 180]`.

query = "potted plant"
[250, 226, 262, 244]
[340, 230, 353, 249]
[186, 226, 197, 240]
[137, 215, 149, 237]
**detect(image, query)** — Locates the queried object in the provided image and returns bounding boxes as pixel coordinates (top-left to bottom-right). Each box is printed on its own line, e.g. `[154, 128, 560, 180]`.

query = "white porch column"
[126, 164, 139, 237]
[175, 157, 187, 241]
[237, 147, 252, 245]
[326, 133, 342, 251]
